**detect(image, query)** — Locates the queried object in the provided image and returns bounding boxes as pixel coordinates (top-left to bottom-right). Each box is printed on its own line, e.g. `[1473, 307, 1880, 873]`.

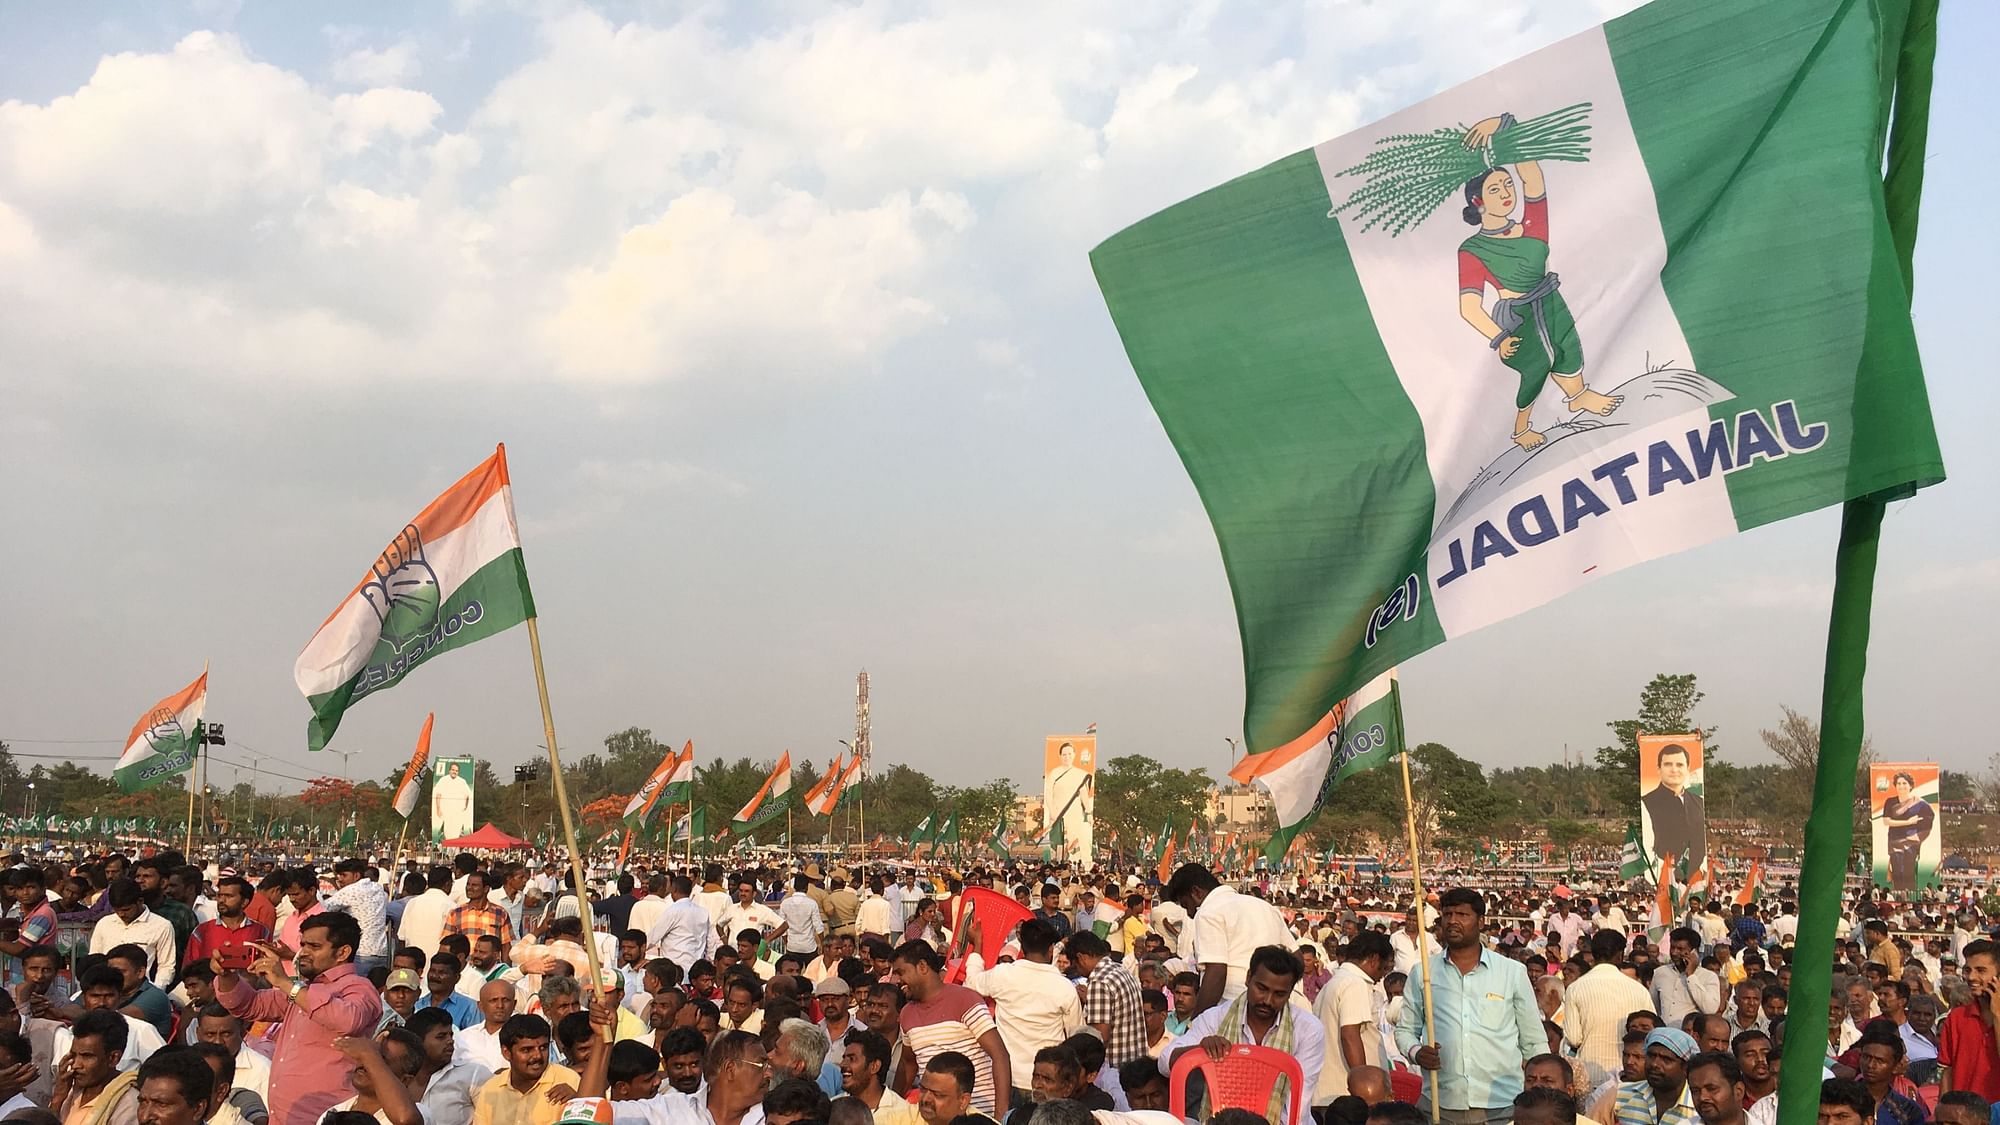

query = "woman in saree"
[1456, 114, 1622, 449]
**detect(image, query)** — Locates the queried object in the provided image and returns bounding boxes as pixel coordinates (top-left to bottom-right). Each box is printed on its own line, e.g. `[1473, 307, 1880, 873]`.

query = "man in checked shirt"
[445, 872, 517, 949]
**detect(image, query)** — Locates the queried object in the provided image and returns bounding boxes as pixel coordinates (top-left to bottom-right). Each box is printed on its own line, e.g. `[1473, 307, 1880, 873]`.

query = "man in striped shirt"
[893, 940, 1011, 1120]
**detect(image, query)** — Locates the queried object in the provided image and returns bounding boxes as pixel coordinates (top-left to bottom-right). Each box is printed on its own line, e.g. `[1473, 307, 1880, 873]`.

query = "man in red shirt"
[1940, 939, 2000, 1100]
[186, 878, 270, 969]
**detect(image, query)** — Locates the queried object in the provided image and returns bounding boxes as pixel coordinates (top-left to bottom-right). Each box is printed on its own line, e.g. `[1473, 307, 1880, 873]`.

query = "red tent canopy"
[440, 823, 529, 849]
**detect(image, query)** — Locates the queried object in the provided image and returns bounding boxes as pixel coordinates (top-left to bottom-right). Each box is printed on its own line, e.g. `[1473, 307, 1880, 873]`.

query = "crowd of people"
[0, 846, 1993, 1125]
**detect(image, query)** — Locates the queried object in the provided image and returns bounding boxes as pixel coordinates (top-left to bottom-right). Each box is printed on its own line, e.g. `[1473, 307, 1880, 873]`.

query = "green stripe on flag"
[307, 549, 536, 752]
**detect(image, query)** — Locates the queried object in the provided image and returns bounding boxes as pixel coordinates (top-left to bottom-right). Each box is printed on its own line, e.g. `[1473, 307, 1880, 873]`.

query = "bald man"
[1348, 1065, 1391, 1105]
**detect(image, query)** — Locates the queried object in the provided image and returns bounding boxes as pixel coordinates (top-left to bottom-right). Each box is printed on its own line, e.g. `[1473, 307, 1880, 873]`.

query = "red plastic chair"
[1168, 1042, 1306, 1125]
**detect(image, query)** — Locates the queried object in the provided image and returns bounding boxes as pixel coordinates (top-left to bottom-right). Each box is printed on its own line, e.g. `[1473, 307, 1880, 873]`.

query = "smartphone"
[217, 946, 256, 971]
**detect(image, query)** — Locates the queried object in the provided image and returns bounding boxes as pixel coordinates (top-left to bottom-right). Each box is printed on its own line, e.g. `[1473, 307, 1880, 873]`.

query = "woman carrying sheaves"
[1454, 113, 1622, 450]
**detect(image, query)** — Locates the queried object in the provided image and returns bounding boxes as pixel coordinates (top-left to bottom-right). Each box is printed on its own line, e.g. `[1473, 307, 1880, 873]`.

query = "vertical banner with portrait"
[1871, 763, 1940, 893]
[431, 756, 477, 843]
[1637, 734, 1705, 873]
[1042, 736, 1097, 862]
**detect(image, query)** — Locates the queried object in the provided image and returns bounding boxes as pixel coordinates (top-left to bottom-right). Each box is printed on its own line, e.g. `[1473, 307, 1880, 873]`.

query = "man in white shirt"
[88, 881, 179, 989]
[1160, 945, 1325, 1125]
[777, 875, 824, 960]
[646, 875, 713, 975]
[1314, 930, 1390, 1112]
[884, 873, 915, 934]
[1547, 900, 1589, 958]
[453, 981, 516, 1073]
[1391, 912, 1440, 979]
[326, 858, 393, 975]
[855, 879, 894, 943]
[1163, 863, 1296, 1017]
[961, 916, 1084, 1100]
[1594, 897, 1632, 938]
[399, 868, 458, 962]
[628, 875, 670, 947]
[715, 879, 783, 951]
[195, 1006, 270, 1105]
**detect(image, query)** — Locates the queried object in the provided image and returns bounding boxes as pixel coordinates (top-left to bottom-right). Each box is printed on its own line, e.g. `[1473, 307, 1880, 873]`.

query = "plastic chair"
[1168, 1042, 1306, 1125]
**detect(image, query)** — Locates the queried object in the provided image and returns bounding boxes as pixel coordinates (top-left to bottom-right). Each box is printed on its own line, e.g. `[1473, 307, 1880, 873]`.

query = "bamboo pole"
[523, 617, 609, 1040]
[1393, 679, 1439, 1125]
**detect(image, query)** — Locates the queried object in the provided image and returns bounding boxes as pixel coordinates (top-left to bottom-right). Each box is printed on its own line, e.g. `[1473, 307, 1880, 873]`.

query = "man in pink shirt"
[274, 869, 324, 976]
[214, 910, 383, 1125]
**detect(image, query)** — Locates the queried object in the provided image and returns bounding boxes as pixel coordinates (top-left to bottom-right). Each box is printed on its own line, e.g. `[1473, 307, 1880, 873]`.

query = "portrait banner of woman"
[1042, 736, 1096, 863]
[1871, 763, 1940, 894]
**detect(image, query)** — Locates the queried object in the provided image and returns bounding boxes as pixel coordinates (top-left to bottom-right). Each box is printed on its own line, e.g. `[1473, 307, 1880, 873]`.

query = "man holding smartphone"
[213, 911, 383, 1125]
[187, 878, 269, 974]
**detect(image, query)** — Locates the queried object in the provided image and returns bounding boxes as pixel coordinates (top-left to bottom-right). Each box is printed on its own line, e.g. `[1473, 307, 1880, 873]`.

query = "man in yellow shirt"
[471, 1014, 581, 1125]
[1119, 895, 1149, 959]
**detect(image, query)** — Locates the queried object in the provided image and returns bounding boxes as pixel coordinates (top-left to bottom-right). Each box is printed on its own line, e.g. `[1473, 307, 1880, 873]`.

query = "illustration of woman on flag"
[1454, 114, 1622, 449]
[1331, 103, 1623, 450]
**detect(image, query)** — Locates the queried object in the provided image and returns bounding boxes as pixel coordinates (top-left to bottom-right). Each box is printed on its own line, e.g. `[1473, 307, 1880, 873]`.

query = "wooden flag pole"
[523, 616, 610, 1040]
[393, 820, 410, 874]
[1392, 679, 1439, 1125]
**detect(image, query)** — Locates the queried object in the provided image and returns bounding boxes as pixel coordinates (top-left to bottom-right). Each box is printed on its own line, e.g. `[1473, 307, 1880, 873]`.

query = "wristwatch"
[289, 981, 308, 1005]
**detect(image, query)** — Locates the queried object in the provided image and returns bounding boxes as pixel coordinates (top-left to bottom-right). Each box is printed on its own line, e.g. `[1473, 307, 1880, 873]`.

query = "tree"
[1759, 705, 1874, 845]
[1093, 756, 1213, 845]
[1595, 674, 1718, 808]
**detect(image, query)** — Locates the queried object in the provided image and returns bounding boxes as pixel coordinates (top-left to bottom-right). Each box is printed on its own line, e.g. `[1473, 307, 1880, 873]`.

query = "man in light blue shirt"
[1397, 887, 1544, 1125]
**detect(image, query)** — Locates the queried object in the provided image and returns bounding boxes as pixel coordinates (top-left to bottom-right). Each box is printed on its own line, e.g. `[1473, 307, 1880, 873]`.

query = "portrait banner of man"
[1042, 735, 1096, 863]
[1871, 762, 1940, 894]
[1637, 733, 1704, 872]
[431, 755, 477, 842]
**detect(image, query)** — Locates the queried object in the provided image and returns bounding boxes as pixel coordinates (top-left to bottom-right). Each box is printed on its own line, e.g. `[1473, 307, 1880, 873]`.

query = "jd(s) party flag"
[392, 713, 435, 819]
[1091, 0, 1942, 758]
[114, 671, 207, 793]
[1619, 822, 1650, 881]
[1230, 670, 1401, 860]
[296, 445, 535, 751]
[732, 752, 793, 830]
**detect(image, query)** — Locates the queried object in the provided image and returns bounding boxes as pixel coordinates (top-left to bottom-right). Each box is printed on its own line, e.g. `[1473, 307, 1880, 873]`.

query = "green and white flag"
[1620, 823, 1651, 880]
[1232, 670, 1402, 860]
[910, 813, 934, 848]
[987, 818, 1012, 860]
[1091, 0, 1942, 757]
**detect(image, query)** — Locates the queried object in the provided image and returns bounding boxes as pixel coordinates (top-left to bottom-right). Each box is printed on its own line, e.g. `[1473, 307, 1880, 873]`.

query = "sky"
[1, 0, 1993, 804]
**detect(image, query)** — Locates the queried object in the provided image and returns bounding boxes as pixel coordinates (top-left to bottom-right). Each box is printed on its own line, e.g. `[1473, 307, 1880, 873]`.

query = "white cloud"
[332, 41, 421, 86]
[544, 186, 959, 383]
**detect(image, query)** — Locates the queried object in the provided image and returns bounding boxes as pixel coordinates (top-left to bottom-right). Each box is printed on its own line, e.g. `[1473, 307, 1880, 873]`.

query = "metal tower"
[854, 670, 871, 769]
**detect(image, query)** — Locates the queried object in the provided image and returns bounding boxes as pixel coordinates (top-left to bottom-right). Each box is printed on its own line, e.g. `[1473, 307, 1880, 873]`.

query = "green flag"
[1233, 671, 1403, 861]
[986, 819, 1011, 860]
[1090, 0, 1941, 760]
[1620, 823, 1651, 880]
[935, 813, 959, 848]
[910, 814, 934, 847]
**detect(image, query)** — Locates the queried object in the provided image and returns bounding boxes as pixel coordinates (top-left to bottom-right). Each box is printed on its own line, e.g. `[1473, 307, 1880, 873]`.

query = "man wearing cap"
[826, 874, 860, 940]
[1613, 1029, 1700, 1125]
[814, 978, 857, 1057]
[382, 970, 424, 1033]
[589, 969, 650, 1044]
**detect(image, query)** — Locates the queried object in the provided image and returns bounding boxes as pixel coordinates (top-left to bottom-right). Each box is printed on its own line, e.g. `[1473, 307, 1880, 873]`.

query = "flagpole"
[522, 616, 609, 1038]
[1774, 2, 1932, 1117]
[1391, 679, 1439, 1125]
[185, 744, 199, 858]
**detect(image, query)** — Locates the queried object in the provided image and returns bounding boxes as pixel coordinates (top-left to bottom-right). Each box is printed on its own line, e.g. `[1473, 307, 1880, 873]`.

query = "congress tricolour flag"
[732, 752, 793, 831]
[115, 672, 207, 793]
[625, 742, 693, 831]
[1091, 0, 1942, 758]
[831, 755, 863, 809]
[392, 714, 435, 819]
[296, 445, 536, 751]
[1230, 670, 1401, 861]
[803, 755, 845, 816]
